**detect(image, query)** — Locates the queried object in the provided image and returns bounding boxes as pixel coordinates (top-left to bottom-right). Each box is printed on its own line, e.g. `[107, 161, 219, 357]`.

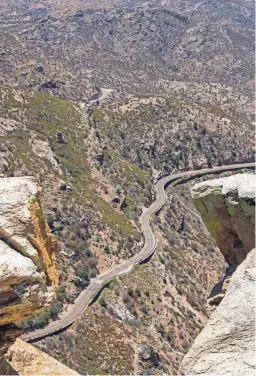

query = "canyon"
[0, 0, 255, 374]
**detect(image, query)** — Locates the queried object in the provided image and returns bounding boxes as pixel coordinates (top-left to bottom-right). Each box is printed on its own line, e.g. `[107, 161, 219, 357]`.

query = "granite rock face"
[180, 173, 256, 375]
[4, 338, 79, 376]
[0, 177, 58, 330]
[191, 173, 255, 265]
[180, 249, 256, 376]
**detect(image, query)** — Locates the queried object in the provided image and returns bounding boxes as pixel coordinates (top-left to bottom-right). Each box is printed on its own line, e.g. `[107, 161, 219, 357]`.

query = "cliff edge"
[0, 177, 59, 356]
[180, 172, 256, 375]
[180, 248, 256, 376]
[5, 338, 79, 376]
[191, 173, 255, 265]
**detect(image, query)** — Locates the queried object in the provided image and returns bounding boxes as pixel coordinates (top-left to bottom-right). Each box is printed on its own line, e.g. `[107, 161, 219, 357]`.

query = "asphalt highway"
[21, 162, 255, 342]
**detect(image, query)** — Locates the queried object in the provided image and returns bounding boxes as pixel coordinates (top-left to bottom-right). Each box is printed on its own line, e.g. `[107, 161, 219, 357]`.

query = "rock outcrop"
[180, 173, 256, 375]
[180, 248, 256, 376]
[4, 338, 79, 376]
[0, 177, 58, 355]
[191, 173, 255, 265]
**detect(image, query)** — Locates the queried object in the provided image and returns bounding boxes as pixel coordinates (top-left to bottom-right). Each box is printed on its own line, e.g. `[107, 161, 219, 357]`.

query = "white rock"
[0, 177, 40, 260]
[0, 243, 38, 280]
[180, 249, 256, 376]
[191, 173, 255, 265]
[0, 176, 58, 326]
[192, 172, 255, 200]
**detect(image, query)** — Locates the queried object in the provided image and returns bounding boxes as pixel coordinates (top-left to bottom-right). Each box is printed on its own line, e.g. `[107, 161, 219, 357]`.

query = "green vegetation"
[90, 95, 253, 180]
[0, 86, 138, 240]
[49, 301, 62, 317]
[47, 307, 135, 374]
[17, 283, 76, 330]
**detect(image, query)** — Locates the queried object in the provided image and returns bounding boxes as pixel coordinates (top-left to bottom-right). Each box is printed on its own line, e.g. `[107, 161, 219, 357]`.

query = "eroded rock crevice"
[191, 173, 255, 266]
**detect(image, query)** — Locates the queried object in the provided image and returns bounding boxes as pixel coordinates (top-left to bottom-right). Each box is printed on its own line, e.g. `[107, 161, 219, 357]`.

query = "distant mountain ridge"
[0, 0, 254, 374]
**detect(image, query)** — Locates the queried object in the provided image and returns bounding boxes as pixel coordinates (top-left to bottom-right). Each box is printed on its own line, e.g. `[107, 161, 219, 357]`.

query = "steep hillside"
[0, 82, 253, 337]
[90, 96, 254, 175]
[5, 339, 79, 376]
[0, 0, 254, 103]
[0, 0, 254, 374]
[35, 170, 250, 375]
[1, 85, 146, 332]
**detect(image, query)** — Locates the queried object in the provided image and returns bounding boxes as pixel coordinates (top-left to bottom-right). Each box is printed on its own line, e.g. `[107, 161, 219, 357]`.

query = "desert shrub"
[52, 224, 65, 233]
[126, 300, 135, 310]
[101, 307, 107, 314]
[89, 269, 97, 278]
[49, 301, 62, 317]
[166, 331, 173, 342]
[127, 318, 141, 327]
[156, 323, 166, 336]
[65, 292, 75, 303]
[191, 242, 199, 253]
[186, 310, 194, 318]
[35, 311, 50, 327]
[56, 285, 67, 301]
[47, 214, 55, 229]
[123, 294, 129, 303]
[76, 267, 89, 281]
[181, 339, 190, 351]
[141, 305, 148, 314]
[99, 297, 107, 307]
[104, 245, 110, 254]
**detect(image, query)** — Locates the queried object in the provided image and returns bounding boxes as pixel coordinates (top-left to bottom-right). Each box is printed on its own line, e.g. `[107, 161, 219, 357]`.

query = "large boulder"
[4, 338, 79, 375]
[180, 249, 256, 376]
[0, 177, 59, 354]
[191, 173, 255, 265]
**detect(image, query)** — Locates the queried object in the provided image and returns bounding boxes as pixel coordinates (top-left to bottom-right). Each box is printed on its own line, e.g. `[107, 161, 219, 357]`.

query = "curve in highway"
[21, 162, 255, 342]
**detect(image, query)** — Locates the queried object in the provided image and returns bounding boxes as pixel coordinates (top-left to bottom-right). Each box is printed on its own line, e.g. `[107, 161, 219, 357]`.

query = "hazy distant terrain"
[0, 0, 254, 100]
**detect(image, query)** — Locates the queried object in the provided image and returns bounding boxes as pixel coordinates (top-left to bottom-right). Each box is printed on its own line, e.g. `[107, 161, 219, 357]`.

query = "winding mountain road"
[21, 162, 255, 342]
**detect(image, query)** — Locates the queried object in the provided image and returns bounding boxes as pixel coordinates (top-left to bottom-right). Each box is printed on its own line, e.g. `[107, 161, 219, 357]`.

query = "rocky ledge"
[180, 172, 255, 375]
[191, 172, 255, 265]
[5, 338, 79, 375]
[0, 177, 59, 356]
[180, 248, 256, 376]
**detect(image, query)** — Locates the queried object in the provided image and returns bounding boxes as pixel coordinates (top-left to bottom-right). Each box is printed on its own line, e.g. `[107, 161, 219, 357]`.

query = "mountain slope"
[0, 0, 254, 374]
